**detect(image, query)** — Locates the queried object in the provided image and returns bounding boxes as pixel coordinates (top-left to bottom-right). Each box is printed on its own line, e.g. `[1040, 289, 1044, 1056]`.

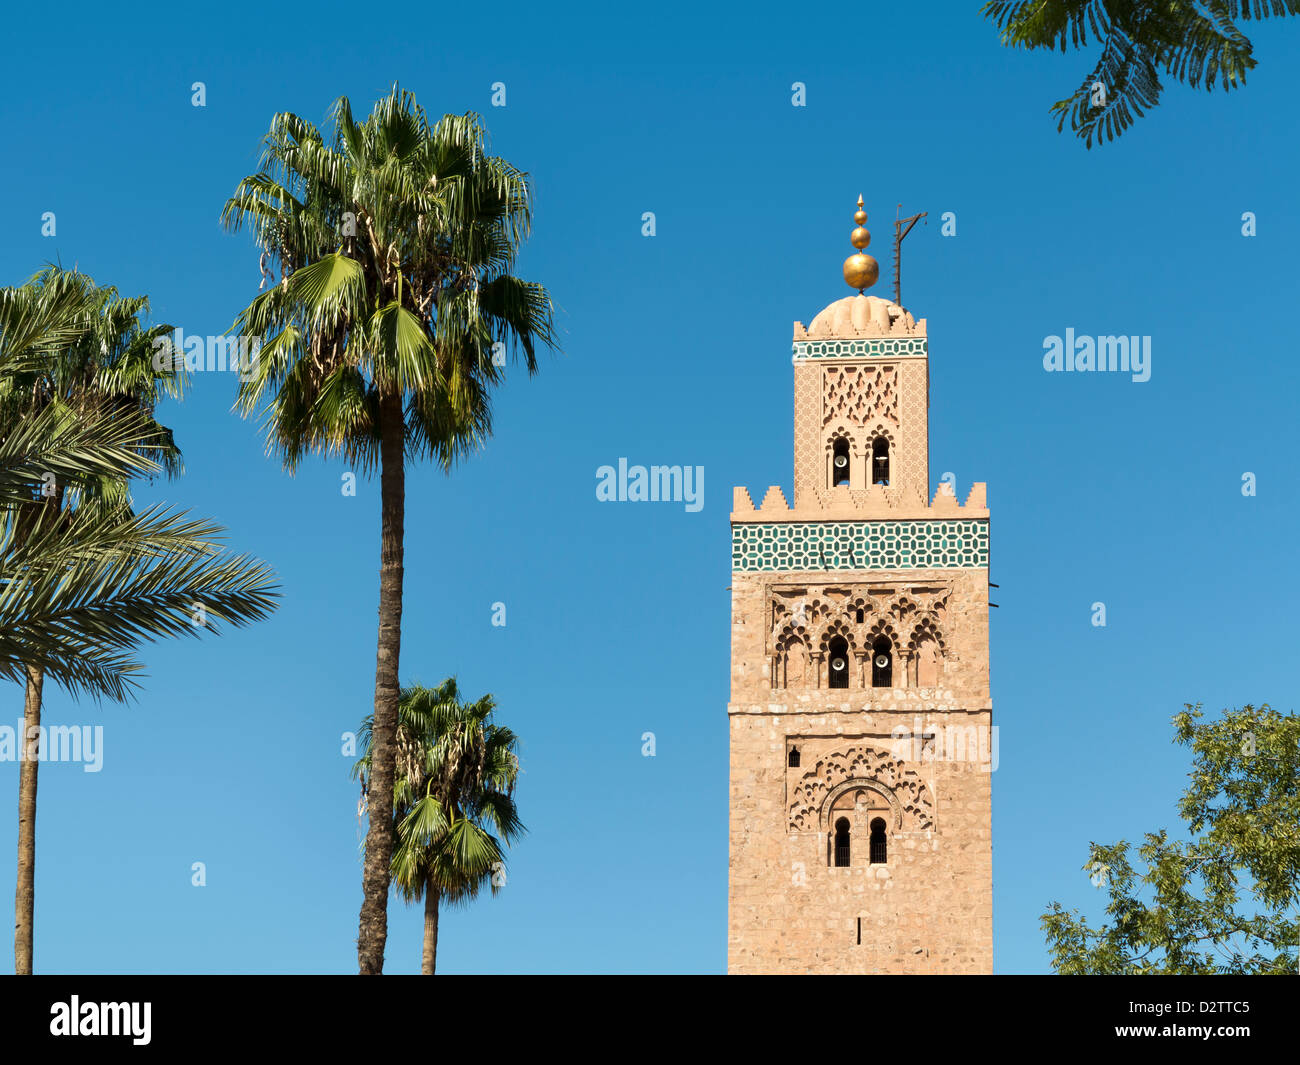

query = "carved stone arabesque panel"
[787, 743, 935, 833]
[895, 359, 927, 499]
[822, 364, 898, 429]
[793, 363, 822, 505]
[766, 582, 951, 659]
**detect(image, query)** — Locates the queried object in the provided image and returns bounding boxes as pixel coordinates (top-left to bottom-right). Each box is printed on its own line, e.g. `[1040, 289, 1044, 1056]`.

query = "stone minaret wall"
[728, 292, 992, 975]
[792, 352, 930, 511]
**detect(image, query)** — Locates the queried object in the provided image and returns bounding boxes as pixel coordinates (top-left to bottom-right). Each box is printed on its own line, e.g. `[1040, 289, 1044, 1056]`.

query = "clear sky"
[1, 0, 1297, 974]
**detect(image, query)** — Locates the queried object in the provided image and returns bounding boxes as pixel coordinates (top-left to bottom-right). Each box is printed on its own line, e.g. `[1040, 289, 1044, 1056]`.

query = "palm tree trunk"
[357, 394, 405, 975]
[13, 486, 59, 976]
[422, 885, 440, 975]
[14, 664, 43, 975]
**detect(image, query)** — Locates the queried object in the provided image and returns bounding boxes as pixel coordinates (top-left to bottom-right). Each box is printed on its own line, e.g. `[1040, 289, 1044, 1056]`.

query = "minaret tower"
[727, 198, 993, 974]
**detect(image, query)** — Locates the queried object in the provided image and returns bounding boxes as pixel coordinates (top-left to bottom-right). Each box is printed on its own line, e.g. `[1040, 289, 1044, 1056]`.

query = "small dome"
[805, 294, 919, 339]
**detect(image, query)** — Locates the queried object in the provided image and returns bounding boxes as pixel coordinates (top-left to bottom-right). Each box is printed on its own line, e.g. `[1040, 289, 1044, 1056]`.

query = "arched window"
[834, 817, 851, 867]
[788, 746, 800, 768]
[871, 636, 892, 687]
[869, 818, 888, 864]
[827, 636, 849, 689]
[832, 438, 850, 487]
[872, 437, 890, 485]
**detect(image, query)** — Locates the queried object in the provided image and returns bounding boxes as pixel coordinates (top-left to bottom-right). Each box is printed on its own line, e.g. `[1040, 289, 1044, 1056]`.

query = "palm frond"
[983, 0, 1300, 146]
[0, 502, 279, 700]
[0, 402, 158, 507]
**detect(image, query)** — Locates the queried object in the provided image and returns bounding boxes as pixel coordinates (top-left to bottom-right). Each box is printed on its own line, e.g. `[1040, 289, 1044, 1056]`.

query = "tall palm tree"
[2, 266, 182, 976]
[984, 0, 1300, 146]
[353, 679, 523, 974]
[222, 85, 556, 973]
[0, 272, 279, 974]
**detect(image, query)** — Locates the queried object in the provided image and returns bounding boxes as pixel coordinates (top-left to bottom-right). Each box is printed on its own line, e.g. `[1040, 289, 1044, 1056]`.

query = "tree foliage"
[220, 85, 557, 473]
[353, 679, 523, 906]
[1042, 703, 1300, 973]
[984, 1, 1300, 146]
[0, 271, 279, 700]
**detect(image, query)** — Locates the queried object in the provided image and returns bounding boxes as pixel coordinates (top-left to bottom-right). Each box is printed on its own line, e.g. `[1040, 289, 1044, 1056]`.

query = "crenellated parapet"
[732, 482, 989, 523]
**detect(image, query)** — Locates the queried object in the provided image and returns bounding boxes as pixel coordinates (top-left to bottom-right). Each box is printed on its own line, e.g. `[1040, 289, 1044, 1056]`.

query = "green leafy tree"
[353, 679, 523, 974]
[222, 85, 556, 973]
[0, 272, 280, 974]
[984, 1, 1300, 146]
[1043, 703, 1300, 973]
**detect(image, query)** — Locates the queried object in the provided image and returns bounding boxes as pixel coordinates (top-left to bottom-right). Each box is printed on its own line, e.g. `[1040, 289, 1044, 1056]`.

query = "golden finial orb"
[842, 195, 879, 292]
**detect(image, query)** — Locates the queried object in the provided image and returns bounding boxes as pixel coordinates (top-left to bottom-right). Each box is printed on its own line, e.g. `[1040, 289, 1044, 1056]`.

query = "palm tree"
[353, 679, 523, 974]
[2, 267, 181, 976]
[984, 0, 1300, 146]
[0, 272, 279, 974]
[222, 85, 556, 973]
[0, 266, 186, 657]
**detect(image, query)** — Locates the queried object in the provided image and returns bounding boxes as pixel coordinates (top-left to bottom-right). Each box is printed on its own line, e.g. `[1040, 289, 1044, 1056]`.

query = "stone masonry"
[728, 290, 993, 974]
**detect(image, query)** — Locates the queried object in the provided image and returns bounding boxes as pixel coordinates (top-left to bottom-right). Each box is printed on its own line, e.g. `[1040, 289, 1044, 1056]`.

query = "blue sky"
[2, 0, 1297, 974]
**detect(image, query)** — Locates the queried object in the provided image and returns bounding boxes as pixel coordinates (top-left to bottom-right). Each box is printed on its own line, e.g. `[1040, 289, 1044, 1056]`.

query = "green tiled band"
[732, 519, 988, 571]
[792, 338, 929, 359]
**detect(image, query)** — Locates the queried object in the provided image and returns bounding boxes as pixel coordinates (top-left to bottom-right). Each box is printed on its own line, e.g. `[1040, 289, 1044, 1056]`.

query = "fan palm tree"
[984, 0, 1300, 146]
[353, 679, 523, 974]
[222, 85, 556, 973]
[0, 272, 279, 974]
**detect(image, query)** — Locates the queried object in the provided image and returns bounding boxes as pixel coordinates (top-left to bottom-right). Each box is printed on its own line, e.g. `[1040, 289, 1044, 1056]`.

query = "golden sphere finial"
[843, 194, 878, 292]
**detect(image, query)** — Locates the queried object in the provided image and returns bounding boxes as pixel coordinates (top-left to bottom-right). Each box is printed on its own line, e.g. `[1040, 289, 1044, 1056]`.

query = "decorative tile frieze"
[732, 519, 988, 571]
[793, 338, 929, 360]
